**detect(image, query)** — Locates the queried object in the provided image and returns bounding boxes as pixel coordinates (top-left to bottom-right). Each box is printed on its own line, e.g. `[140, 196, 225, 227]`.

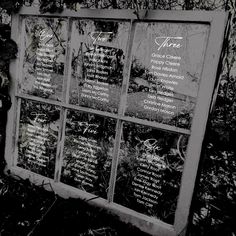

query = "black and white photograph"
[0, 1, 235, 235]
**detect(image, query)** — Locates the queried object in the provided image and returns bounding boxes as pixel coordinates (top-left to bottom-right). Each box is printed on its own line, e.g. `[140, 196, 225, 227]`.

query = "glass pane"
[61, 110, 116, 198]
[21, 17, 67, 100]
[17, 99, 60, 178]
[69, 20, 130, 113]
[114, 122, 189, 224]
[126, 22, 209, 129]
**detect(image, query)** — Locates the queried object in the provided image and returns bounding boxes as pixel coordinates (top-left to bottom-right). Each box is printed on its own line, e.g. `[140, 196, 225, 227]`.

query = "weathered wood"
[54, 18, 73, 182]
[16, 93, 190, 135]
[5, 13, 21, 168]
[9, 165, 175, 236]
[174, 12, 229, 235]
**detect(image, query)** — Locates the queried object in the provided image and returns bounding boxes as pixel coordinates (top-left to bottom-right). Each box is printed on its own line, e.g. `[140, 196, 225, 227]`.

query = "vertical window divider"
[54, 108, 67, 182]
[13, 98, 21, 167]
[107, 120, 123, 202]
[107, 20, 136, 202]
[54, 18, 73, 182]
[118, 20, 136, 116]
[65, 18, 75, 104]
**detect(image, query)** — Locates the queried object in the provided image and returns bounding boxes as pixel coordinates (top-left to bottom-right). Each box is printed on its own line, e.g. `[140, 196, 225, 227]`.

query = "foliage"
[0, 0, 24, 13]
[39, 0, 64, 13]
[0, 175, 56, 236]
[0, 2, 20, 172]
[0, 25, 17, 91]
[186, 2, 236, 235]
[0, 175, 149, 236]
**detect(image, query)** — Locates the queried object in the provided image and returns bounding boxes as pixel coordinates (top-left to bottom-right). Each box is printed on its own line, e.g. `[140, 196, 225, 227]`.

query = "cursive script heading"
[77, 121, 99, 135]
[30, 112, 47, 123]
[155, 36, 183, 51]
[89, 31, 113, 44]
[37, 29, 53, 41]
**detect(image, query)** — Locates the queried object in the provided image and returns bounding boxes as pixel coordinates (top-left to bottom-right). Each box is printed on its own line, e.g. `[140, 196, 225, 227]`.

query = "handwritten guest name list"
[81, 45, 114, 104]
[34, 30, 55, 95]
[132, 138, 165, 208]
[24, 114, 49, 167]
[146, 36, 184, 118]
[70, 123, 100, 188]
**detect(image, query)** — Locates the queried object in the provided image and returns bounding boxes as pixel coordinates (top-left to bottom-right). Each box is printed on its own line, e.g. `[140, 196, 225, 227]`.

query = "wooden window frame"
[5, 7, 228, 236]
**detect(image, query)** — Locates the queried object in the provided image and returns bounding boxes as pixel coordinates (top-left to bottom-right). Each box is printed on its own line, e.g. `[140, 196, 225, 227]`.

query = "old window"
[6, 8, 228, 236]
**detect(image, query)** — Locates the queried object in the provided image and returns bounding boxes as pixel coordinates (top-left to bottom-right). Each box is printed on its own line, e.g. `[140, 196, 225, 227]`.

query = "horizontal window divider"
[9, 166, 55, 189]
[19, 7, 139, 20]
[10, 165, 105, 200]
[142, 11, 214, 22]
[16, 93, 64, 107]
[9, 165, 176, 236]
[119, 116, 191, 135]
[16, 93, 119, 119]
[17, 7, 222, 24]
[10, 165, 110, 204]
[16, 93, 190, 135]
[64, 103, 119, 119]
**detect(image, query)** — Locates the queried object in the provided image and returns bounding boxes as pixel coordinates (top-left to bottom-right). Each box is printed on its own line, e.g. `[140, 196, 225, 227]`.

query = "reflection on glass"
[21, 17, 67, 100]
[61, 110, 116, 198]
[126, 22, 209, 129]
[114, 122, 189, 224]
[69, 20, 130, 113]
[17, 99, 60, 178]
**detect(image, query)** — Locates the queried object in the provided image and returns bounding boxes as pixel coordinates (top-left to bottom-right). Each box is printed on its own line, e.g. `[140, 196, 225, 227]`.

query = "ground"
[0, 174, 149, 236]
